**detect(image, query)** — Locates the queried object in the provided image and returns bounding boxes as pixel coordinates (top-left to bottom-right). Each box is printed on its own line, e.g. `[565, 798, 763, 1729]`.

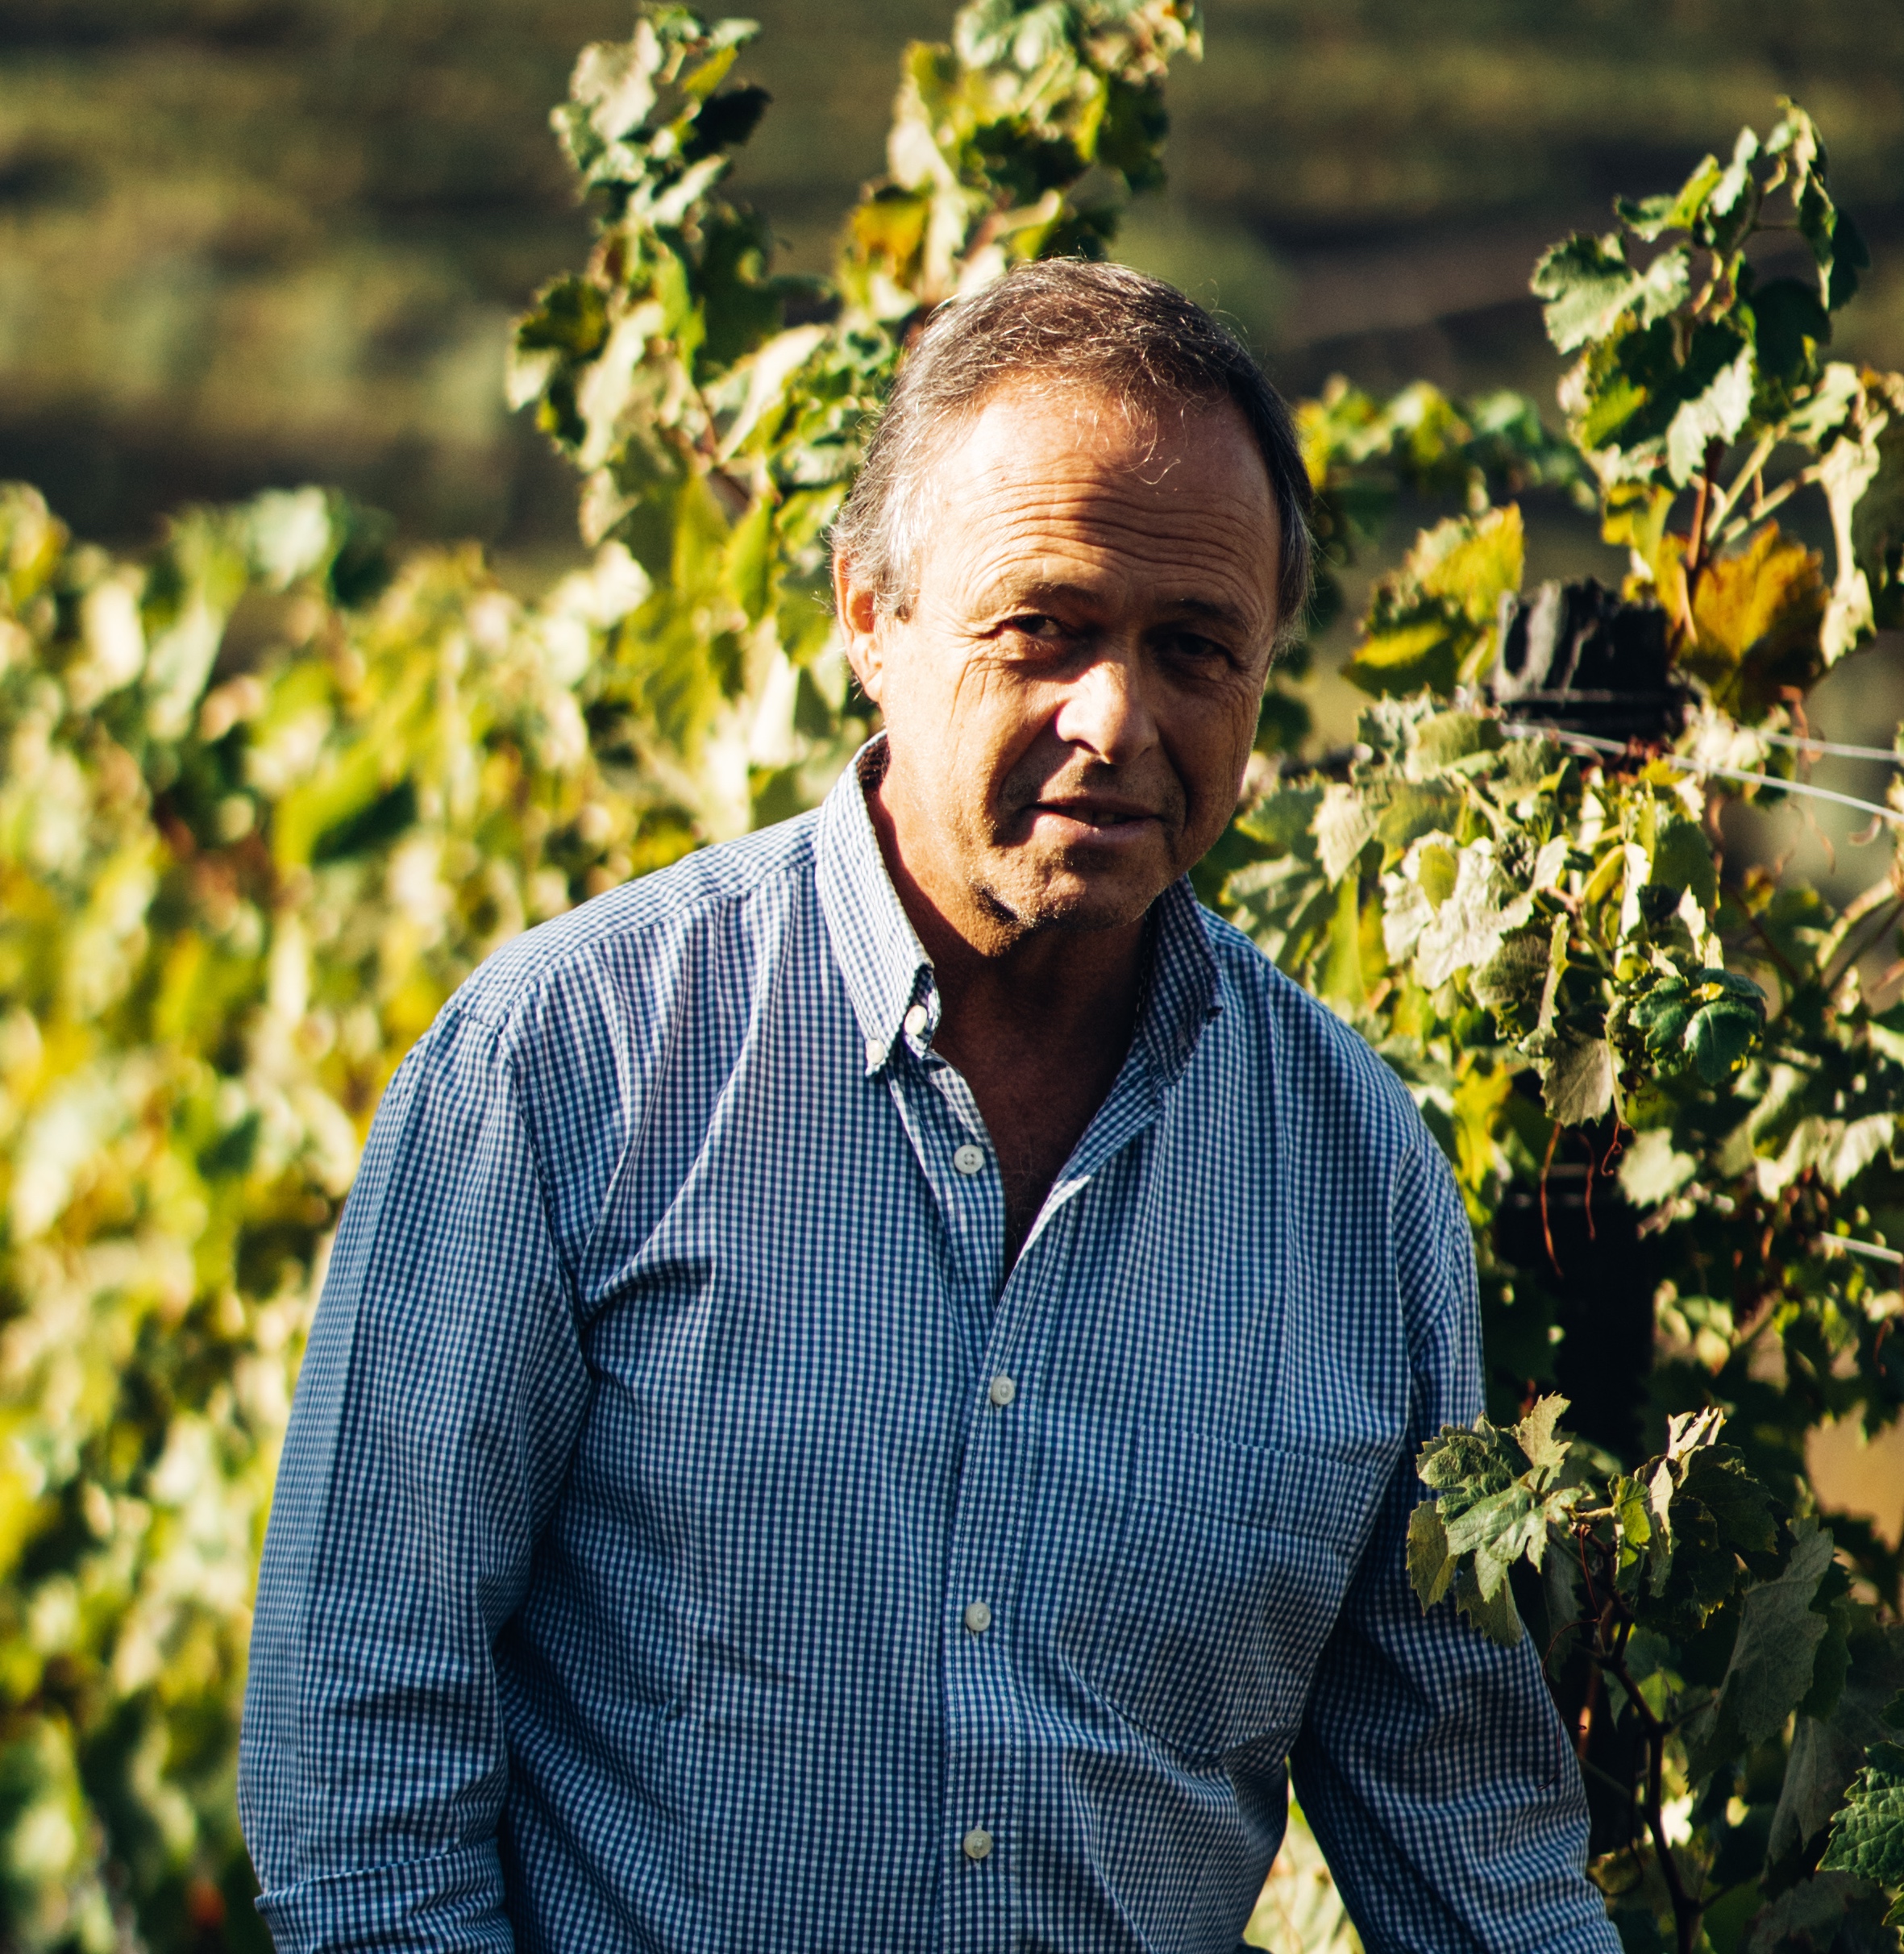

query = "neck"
[863, 761, 1151, 1269]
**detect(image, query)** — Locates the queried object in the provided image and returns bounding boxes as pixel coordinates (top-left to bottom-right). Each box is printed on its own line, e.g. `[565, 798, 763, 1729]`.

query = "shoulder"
[1198, 905, 1475, 1345]
[439, 812, 823, 1049]
[1197, 901, 1425, 1162]
[371, 814, 825, 1264]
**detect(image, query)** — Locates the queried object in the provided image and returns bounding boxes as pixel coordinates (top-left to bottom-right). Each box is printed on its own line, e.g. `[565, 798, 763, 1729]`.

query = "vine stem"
[1823, 895, 1904, 996]
[1819, 879, 1904, 992]
[1713, 455, 1829, 553]
[1704, 428, 1778, 537]
[1686, 475, 1713, 580]
[1599, 1628, 1702, 1954]
[1686, 435, 1729, 582]
[1719, 884, 1802, 989]
[1540, 1124, 1563, 1278]
[1574, 1640, 1603, 1759]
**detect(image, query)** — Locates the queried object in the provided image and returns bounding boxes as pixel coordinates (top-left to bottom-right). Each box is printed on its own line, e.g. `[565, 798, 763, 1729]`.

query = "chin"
[993, 871, 1166, 936]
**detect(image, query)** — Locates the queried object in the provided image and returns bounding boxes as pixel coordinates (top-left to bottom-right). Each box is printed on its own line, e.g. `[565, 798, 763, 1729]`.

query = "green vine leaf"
[1532, 233, 1689, 354]
[1411, 1395, 1582, 1646]
[1407, 1499, 1456, 1611]
[1685, 1524, 1835, 1778]
[1344, 505, 1524, 696]
[1541, 1034, 1616, 1126]
[1773, 1631, 1904, 1869]
[1820, 1696, 1904, 1928]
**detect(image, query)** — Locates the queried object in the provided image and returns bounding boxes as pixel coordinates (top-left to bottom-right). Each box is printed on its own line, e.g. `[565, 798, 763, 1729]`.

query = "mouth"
[1029, 799, 1161, 837]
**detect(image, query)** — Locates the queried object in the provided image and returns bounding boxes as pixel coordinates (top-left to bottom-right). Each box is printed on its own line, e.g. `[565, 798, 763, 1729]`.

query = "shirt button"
[953, 1142, 986, 1176]
[962, 1827, 994, 1862]
[963, 1599, 993, 1633]
[864, 1037, 883, 1067]
[987, 1374, 1016, 1407]
[904, 1002, 929, 1038]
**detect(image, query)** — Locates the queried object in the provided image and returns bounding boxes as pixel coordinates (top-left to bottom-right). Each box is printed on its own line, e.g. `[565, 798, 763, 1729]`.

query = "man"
[240, 260, 1617, 1952]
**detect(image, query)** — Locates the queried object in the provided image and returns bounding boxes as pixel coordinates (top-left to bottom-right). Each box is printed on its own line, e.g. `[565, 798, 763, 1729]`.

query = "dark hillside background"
[2, 0, 1900, 566]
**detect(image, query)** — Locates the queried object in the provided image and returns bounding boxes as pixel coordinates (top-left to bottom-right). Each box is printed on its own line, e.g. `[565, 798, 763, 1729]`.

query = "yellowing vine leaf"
[1664, 522, 1827, 713]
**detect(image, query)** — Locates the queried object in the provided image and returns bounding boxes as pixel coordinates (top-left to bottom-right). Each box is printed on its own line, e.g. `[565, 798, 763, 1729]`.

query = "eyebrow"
[983, 580, 1255, 636]
[1158, 594, 1253, 634]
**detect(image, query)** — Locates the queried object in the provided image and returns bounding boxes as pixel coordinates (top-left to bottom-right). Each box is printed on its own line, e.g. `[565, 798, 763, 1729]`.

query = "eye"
[1166, 630, 1233, 666]
[1001, 613, 1067, 641]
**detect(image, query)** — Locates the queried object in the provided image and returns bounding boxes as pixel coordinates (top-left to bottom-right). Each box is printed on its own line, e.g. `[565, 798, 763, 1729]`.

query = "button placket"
[941, 1337, 1029, 1952]
[878, 1050, 1030, 1950]
[891, 1050, 1002, 1309]
[941, 1290, 1052, 1952]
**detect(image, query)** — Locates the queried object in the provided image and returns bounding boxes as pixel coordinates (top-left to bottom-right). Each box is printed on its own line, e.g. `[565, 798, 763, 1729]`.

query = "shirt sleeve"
[239, 1001, 591, 1952]
[1288, 1140, 1621, 1954]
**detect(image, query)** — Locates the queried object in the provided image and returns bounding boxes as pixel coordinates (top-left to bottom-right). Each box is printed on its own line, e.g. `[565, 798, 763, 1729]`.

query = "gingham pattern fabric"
[239, 741, 1618, 1954]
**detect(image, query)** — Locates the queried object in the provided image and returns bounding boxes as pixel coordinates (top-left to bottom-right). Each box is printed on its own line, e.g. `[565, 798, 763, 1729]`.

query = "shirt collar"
[815, 734, 1223, 1083]
[1135, 875, 1224, 1086]
[816, 738, 936, 1075]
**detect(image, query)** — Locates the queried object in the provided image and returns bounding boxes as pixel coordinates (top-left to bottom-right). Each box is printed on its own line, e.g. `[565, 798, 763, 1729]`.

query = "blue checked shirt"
[240, 742, 1617, 1954]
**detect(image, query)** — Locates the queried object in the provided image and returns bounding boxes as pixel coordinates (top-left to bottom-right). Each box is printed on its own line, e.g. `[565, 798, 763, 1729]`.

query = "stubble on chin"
[967, 838, 1170, 939]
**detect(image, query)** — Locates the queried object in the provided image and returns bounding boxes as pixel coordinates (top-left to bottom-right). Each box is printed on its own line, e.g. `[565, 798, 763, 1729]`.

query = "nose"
[1050, 646, 1158, 766]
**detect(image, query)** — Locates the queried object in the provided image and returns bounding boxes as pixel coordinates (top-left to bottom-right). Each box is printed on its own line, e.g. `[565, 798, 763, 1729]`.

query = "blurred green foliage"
[2, 2, 1904, 1950]
[0, 476, 685, 1948]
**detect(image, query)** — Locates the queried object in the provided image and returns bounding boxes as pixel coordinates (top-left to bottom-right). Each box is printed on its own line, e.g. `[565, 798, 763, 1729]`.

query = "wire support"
[1818, 1236, 1904, 1266]
[1756, 730, 1904, 766]
[1501, 725, 1904, 827]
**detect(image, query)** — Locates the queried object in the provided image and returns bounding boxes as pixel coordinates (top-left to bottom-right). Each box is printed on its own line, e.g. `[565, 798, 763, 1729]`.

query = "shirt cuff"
[256, 1843, 513, 1952]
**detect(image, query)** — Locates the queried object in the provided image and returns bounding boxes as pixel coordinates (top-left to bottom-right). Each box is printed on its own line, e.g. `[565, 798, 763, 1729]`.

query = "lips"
[1033, 800, 1157, 829]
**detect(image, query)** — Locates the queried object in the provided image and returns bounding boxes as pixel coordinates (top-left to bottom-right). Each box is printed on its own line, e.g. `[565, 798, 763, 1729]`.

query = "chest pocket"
[1083, 1423, 1384, 1768]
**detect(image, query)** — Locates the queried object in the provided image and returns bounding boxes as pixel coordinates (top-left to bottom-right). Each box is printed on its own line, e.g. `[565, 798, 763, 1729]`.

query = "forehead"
[918, 381, 1280, 623]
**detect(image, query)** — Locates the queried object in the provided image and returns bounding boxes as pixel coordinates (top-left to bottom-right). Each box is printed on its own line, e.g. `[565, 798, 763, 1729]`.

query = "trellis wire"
[1819, 1236, 1904, 1267]
[1501, 724, 1904, 828]
[1757, 730, 1904, 766]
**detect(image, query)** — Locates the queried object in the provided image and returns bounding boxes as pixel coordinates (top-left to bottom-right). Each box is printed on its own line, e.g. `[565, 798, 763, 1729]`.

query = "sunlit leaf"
[1821, 1719, 1904, 1903]
[1542, 1034, 1614, 1126]
[1679, 522, 1827, 709]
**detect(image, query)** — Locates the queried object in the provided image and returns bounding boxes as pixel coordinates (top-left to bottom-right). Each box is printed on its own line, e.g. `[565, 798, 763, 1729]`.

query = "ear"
[832, 551, 887, 707]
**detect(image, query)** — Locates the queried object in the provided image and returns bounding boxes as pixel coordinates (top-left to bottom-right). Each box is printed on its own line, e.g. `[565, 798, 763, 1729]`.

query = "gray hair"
[832, 259, 1313, 641]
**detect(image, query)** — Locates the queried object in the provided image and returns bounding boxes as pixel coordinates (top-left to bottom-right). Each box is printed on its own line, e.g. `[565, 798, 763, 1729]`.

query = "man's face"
[837, 384, 1281, 944]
